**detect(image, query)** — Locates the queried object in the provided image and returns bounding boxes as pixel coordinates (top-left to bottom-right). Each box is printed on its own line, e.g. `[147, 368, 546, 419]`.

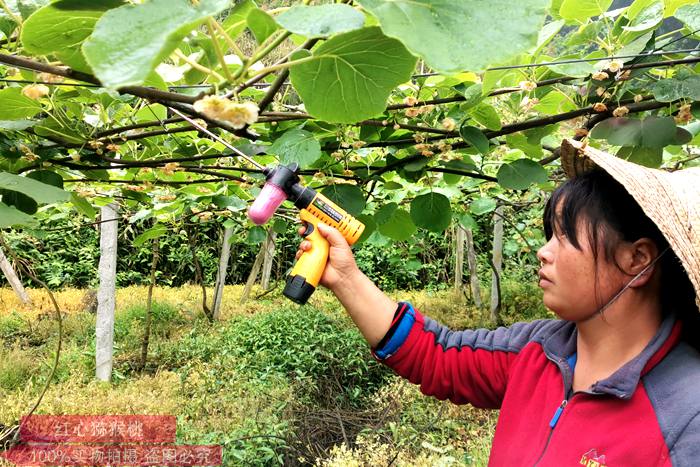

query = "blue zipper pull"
[549, 399, 567, 429]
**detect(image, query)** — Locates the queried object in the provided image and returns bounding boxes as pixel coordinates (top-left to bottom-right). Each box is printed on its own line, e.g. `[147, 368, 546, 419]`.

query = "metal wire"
[486, 47, 700, 71]
[167, 106, 264, 170]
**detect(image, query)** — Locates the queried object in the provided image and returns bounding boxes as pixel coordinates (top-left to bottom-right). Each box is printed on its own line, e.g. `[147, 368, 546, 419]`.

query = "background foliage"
[0, 0, 698, 465]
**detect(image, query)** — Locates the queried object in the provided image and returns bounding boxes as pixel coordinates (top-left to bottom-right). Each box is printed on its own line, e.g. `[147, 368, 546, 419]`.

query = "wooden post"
[454, 225, 465, 290]
[96, 203, 118, 382]
[490, 205, 504, 325]
[240, 242, 266, 304]
[465, 227, 483, 309]
[186, 225, 212, 321]
[212, 226, 233, 321]
[261, 229, 276, 290]
[139, 238, 159, 371]
[0, 246, 31, 304]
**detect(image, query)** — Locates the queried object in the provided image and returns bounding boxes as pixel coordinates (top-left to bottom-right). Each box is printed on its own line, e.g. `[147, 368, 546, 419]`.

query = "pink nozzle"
[248, 183, 287, 225]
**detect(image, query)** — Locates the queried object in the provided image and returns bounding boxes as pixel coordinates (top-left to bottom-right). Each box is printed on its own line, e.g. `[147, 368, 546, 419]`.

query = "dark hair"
[543, 169, 700, 350]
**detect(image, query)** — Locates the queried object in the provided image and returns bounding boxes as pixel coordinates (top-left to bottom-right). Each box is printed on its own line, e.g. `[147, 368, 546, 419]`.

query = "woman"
[296, 139, 700, 466]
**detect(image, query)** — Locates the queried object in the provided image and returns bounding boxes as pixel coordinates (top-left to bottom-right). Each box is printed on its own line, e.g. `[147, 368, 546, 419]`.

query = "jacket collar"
[542, 314, 681, 399]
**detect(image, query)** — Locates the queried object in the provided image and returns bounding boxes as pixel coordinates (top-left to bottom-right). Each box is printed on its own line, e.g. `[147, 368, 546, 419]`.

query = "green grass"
[0, 285, 547, 465]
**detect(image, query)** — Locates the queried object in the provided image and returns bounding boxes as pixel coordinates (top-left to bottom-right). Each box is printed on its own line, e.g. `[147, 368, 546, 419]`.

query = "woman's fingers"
[294, 240, 312, 259]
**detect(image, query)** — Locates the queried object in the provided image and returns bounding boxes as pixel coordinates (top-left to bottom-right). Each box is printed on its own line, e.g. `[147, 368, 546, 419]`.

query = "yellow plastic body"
[289, 193, 365, 287]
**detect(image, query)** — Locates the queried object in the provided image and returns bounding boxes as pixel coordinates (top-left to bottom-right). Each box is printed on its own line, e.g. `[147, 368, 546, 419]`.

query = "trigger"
[302, 221, 314, 237]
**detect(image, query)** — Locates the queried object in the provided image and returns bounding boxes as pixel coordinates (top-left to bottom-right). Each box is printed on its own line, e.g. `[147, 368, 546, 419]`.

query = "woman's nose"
[537, 238, 554, 264]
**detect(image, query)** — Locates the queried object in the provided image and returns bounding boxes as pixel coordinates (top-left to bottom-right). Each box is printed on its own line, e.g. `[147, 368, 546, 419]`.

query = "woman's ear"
[620, 238, 660, 287]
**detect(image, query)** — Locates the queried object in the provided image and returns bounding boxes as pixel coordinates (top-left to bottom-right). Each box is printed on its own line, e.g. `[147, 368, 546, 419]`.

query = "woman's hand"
[295, 222, 361, 292]
[295, 221, 396, 347]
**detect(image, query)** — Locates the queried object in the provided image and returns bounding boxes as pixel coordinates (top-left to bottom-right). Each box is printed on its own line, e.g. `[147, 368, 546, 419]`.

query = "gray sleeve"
[670, 412, 700, 466]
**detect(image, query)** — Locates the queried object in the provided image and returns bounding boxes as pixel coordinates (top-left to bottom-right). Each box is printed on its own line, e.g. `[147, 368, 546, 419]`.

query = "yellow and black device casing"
[283, 191, 364, 304]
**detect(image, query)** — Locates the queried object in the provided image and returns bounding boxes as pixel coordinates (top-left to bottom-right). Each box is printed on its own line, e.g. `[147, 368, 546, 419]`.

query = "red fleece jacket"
[373, 302, 700, 466]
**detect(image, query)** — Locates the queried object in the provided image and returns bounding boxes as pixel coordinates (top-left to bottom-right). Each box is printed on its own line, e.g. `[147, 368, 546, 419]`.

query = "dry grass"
[0, 284, 312, 320]
[0, 371, 183, 425]
[318, 378, 498, 466]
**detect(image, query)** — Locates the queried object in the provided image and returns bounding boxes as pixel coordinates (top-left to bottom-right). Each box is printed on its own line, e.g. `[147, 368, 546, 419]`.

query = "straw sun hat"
[560, 138, 700, 309]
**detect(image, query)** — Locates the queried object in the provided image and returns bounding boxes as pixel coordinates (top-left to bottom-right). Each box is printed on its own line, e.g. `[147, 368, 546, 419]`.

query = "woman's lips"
[538, 270, 553, 287]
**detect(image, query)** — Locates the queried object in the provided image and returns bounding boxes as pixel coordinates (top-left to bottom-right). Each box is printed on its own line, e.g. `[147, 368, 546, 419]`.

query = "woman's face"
[536, 215, 628, 322]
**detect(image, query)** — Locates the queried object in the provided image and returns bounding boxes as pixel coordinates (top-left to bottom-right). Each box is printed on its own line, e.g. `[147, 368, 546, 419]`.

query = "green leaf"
[135, 104, 167, 122]
[0, 201, 36, 228]
[675, 3, 700, 32]
[560, 0, 613, 22]
[0, 171, 70, 204]
[535, 20, 565, 54]
[590, 116, 685, 148]
[651, 75, 700, 102]
[457, 212, 478, 231]
[383, 181, 403, 190]
[247, 8, 279, 44]
[590, 117, 640, 146]
[470, 103, 501, 131]
[377, 208, 416, 241]
[626, 0, 658, 19]
[452, 82, 483, 109]
[82, 0, 230, 88]
[410, 193, 452, 232]
[321, 184, 365, 216]
[355, 214, 376, 244]
[441, 159, 477, 185]
[683, 121, 700, 137]
[460, 125, 490, 154]
[1, 190, 37, 214]
[21, 0, 123, 71]
[0, 1, 18, 38]
[0, 120, 35, 131]
[374, 202, 398, 225]
[71, 192, 96, 219]
[222, 0, 255, 38]
[1, 170, 62, 215]
[212, 195, 247, 211]
[26, 169, 63, 188]
[616, 146, 663, 168]
[247, 225, 267, 244]
[623, 0, 663, 31]
[269, 128, 321, 168]
[275, 4, 365, 38]
[497, 159, 548, 190]
[533, 91, 578, 114]
[666, 0, 696, 17]
[545, 51, 603, 77]
[505, 133, 543, 158]
[470, 197, 497, 215]
[34, 122, 84, 145]
[133, 224, 167, 247]
[272, 219, 287, 234]
[641, 118, 689, 147]
[357, 0, 549, 73]
[616, 31, 654, 57]
[17, 0, 49, 19]
[289, 27, 417, 123]
[0, 88, 43, 120]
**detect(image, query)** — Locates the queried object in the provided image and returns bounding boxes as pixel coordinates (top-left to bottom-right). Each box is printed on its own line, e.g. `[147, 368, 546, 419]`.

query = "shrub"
[221, 307, 391, 405]
[0, 346, 38, 391]
[0, 312, 28, 343]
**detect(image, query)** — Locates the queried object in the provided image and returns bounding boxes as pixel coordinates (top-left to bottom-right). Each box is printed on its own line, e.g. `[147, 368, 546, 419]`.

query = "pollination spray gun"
[247, 163, 365, 304]
[169, 107, 364, 305]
